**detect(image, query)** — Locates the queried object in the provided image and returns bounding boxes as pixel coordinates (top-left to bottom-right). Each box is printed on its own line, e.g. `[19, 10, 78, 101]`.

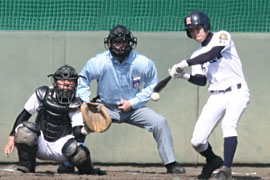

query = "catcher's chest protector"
[35, 86, 80, 142]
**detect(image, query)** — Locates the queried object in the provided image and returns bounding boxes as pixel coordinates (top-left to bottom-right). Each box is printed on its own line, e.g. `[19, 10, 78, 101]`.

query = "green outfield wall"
[0, 31, 269, 164]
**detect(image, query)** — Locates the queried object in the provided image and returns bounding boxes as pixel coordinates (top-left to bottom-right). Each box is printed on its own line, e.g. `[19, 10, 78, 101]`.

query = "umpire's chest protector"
[35, 86, 80, 142]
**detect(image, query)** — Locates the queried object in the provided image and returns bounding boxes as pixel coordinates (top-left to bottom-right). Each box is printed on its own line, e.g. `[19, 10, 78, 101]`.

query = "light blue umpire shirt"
[77, 50, 158, 109]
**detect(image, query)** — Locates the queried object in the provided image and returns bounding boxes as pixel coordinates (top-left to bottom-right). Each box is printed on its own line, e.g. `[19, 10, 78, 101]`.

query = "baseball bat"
[153, 68, 182, 93]
[153, 76, 172, 93]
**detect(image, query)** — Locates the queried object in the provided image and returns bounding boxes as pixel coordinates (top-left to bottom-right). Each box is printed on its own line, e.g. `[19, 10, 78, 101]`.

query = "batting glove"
[177, 60, 189, 69]
[168, 68, 190, 80]
[169, 60, 189, 78]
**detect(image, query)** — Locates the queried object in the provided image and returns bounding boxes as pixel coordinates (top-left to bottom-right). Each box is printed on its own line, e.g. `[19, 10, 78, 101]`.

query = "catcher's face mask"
[55, 79, 76, 104]
[48, 65, 80, 105]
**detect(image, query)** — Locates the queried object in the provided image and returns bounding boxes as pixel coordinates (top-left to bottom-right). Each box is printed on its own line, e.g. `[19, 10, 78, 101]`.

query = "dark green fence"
[0, 0, 269, 32]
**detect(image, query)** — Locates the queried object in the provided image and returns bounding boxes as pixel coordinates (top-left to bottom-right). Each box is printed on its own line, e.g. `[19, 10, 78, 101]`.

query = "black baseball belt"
[210, 83, 241, 93]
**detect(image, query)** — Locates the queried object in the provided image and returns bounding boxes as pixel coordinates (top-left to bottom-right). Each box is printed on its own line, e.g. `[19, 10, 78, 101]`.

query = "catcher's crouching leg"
[57, 126, 87, 174]
[62, 138, 106, 175]
[15, 121, 40, 173]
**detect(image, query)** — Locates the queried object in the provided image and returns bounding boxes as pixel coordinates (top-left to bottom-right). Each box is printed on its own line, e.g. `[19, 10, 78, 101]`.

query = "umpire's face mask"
[109, 40, 132, 60]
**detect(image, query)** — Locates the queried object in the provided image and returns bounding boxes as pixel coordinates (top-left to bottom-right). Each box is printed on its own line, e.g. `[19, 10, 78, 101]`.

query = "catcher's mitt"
[81, 102, 112, 133]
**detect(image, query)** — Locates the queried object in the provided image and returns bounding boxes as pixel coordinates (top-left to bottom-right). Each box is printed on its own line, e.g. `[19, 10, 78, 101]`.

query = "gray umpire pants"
[105, 104, 176, 165]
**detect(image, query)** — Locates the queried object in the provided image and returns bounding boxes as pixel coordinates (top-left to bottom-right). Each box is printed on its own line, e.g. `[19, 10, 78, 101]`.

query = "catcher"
[76, 25, 185, 174]
[4, 65, 106, 175]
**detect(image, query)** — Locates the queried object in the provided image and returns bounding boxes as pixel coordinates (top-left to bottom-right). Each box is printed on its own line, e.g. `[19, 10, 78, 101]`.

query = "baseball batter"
[169, 11, 250, 179]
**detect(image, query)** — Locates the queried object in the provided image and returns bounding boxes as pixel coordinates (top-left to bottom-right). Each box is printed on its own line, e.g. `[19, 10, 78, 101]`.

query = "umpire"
[77, 25, 185, 174]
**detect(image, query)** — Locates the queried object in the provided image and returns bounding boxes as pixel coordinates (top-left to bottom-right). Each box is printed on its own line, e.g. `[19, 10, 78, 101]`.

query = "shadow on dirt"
[232, 175, 261, 180]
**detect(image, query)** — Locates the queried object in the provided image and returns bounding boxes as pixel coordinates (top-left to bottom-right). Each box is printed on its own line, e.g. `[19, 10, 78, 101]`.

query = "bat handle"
[176, 67, 183, 73]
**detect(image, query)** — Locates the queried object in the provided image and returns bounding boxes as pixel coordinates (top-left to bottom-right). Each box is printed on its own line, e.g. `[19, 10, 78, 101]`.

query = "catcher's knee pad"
[15, 121, 39, 173]
[62, 138, 78, 158]
[62, 138, 90, 166]
[15, 121, 40, 147]
[70, 145, 91, 167]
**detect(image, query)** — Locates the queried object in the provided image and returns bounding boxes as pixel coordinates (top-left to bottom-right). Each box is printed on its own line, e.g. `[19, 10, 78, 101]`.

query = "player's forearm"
[187, 46, 225, 65]
[9, 109, 32, 136]
[129, 80, 156, 108]
[76, 68, 95, 102]
[129, 96, 148, 109]
[76, 82, 92, 102]
[188, 74, 207, 86]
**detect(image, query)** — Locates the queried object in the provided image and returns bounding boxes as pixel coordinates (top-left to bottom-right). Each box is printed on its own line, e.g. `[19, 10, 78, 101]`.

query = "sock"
[63, 161, 73, 167]
[199, 143, 218, 163]
[224, 136, 238, 168]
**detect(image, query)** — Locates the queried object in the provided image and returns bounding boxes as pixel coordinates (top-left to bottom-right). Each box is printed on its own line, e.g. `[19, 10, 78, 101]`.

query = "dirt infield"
[0, 163, 269, 180]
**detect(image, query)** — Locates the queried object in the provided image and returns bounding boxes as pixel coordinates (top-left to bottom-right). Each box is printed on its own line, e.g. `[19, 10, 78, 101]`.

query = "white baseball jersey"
[190, 31, 250, 152]
[191, 31, 248, 92]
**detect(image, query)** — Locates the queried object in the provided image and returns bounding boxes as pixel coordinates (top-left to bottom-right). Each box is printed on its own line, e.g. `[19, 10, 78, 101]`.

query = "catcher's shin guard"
[16, 144, 38, 173]
[15, 122, 40, 173]
[62, 138, 94, 174]
[73, 146, 107, 175]
[72, 146, 94, 174]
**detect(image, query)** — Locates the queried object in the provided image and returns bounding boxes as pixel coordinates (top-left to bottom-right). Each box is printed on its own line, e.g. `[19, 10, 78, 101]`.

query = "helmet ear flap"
[104, 37, 109, 50]
[50, 76, 56, 86]
[186, 30, 192, 39]
[130, 36, 137, 49]
[204, 24, 211, 32]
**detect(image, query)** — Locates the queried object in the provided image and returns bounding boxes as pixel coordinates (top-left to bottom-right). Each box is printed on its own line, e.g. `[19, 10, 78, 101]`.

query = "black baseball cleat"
[89, 168, 107, 175]
[166, 162, 186, 174]
[213, 166, 232, 180]
[57, 163, 75, 174]
[79, 168, 107, 175]
[197, 156, 223, 179]
[17, 166, 35, 173]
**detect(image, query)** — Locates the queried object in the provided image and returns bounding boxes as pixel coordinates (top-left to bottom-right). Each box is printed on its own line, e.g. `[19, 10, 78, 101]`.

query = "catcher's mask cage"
[104, 25, 137, 59]
[48, 65, 80, 105]
[184, 11, 211, 38]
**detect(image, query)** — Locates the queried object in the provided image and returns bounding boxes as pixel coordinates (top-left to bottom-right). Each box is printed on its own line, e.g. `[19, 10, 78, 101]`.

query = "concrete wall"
[0, 31, 269, 164]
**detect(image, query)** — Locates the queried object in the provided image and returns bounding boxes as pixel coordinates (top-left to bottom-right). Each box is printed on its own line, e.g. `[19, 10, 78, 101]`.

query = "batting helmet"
[104, 25, 137, 59]
[184, 11, 211, 38]
[48, 65, 80, 104]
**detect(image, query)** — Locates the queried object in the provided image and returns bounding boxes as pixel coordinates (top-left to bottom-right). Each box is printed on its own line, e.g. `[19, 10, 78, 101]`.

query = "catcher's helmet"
[104, 25, 137, 59]
[48, 65, 80, 105]
[184, 11, 211, 38]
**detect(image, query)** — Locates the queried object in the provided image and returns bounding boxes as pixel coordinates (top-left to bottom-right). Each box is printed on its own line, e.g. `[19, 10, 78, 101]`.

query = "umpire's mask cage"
[104, 25, 137, 59]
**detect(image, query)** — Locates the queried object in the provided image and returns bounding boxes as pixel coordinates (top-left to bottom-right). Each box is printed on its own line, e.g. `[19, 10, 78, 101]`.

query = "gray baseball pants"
[105, 104, 176, 165]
